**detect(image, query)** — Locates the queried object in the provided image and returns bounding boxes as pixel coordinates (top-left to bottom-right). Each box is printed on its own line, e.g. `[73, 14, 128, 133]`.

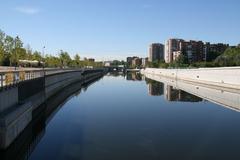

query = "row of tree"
[0, 29, 103, 68]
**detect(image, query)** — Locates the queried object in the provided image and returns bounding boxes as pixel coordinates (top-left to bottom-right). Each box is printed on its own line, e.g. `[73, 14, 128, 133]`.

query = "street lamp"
[42, 46, 45, 76]
[42, 46, 45, 68]
[14, 36, 19, 71]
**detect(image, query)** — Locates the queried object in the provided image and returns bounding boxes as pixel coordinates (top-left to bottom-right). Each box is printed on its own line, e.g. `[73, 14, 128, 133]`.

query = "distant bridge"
[105, 65, 126, 72]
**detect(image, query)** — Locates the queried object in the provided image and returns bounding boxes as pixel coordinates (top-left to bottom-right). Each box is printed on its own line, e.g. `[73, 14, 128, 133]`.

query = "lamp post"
[42, 46, 45, 76]
[14, 36, 19, 71]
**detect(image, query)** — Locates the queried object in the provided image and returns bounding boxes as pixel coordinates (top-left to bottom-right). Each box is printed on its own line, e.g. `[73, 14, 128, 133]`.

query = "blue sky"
[0, 0, 239, 60]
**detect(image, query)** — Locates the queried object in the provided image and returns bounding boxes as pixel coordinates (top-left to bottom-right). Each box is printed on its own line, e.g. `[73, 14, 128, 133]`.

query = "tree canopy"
[214, 47, 240, 66]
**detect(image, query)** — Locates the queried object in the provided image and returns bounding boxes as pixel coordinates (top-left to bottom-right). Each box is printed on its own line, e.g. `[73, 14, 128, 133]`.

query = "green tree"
[0, 30, 5, 65]
[4, 35, 14, 66]
[74, 54, 81, 67]
[10, 36, 24, 67]
[45, 55, 61, 67]
[59, 50, 72, 68]
[206, 51, 222, 62]
[32, 51, 42, 61]
[148, 60, 159, 68]
[214, 47, 240, 66]
[25, 44, 33, 60]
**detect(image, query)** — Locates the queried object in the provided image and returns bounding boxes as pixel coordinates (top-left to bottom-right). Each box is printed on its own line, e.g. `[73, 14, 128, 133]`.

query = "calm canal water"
[2, 72, 240, 160]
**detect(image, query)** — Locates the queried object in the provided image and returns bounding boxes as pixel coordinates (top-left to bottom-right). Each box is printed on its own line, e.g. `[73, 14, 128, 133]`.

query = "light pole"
[14, 36, 19, 71]
[42, 46, 45, 75]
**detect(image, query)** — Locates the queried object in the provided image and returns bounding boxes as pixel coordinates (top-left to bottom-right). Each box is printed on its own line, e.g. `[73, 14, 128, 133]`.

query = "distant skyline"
[0, 0, 240, 60]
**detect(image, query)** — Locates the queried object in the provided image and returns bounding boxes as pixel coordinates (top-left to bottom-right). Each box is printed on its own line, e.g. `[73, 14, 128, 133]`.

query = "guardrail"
[0, 70, 44, 88]
[0, 68, 84, 89]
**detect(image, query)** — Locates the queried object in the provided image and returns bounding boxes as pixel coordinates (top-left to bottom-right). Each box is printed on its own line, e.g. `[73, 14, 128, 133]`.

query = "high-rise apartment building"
[142, 57, 148, 67]
[180, 40, 204, 63]
[204, 42, 229, 61]
[149, 43, 164, 62]
[164, 39, 184, 63]
[132, 57, 142, 66]
[126, 57, 133, 66]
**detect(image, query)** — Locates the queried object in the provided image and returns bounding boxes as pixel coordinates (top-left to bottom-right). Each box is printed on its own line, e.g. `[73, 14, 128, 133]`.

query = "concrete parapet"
[142, 67, 240, 90]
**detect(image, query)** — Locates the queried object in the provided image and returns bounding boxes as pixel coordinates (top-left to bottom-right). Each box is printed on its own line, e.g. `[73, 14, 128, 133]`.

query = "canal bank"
[0, 76, 102, 160]
[1, 73, 240, 160]
[141, 67, 240, 90]
[0, 68, 106, 149]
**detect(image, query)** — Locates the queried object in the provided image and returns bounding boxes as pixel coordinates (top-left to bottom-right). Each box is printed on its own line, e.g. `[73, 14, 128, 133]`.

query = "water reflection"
[1, 72, 240, 160]
[146, 79, 164, 96]
[143, 72, 240, 112]
[146, 77, 203, 102]
[126, 72, 142, 81]
[0, 76, 102, 160]
[106, 72, 125, 77]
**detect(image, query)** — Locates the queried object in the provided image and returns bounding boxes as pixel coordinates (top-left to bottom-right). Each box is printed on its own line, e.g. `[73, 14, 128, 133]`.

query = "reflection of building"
[149, 43, 164, 62]
[144, 72, 240, 111]
[147, 80, 164, 96]
[126, 72, 142, 81]
[164, 85, 202, 102]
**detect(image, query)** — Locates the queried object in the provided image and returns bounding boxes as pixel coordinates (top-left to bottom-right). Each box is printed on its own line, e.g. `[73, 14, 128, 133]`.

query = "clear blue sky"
[0, 0, 239, 60]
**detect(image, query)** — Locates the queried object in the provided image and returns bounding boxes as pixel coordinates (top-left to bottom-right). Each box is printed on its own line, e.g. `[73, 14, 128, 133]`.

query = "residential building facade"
[142, 57, 148, 67]
[204, 42, 229, 61]
[149, 43, 164, 62]
[164, 39, 184, 63]
[180, 40, 204, 63]
[132, 57, 142, 67]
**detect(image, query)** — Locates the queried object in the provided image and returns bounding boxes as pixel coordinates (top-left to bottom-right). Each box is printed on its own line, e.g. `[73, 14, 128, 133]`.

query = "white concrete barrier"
[142, 67, 240, 90]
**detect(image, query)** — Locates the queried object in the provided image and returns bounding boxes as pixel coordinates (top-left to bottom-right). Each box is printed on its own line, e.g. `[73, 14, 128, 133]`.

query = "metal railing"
[0, 70, 44, 88]
[0, 68, 84, 89]
[0, 67, 106, 89]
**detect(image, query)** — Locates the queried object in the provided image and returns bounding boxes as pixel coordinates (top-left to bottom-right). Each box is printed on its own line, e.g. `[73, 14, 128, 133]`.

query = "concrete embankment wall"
[142, 67, 240, 90]
[0, 69, 105, 149]
[45, 71, 83, 100]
